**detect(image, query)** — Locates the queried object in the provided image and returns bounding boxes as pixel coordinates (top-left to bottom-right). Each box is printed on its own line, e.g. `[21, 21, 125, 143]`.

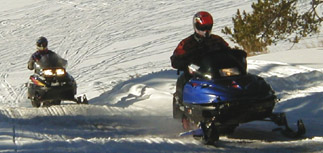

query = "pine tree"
[222, 0, 322, 55]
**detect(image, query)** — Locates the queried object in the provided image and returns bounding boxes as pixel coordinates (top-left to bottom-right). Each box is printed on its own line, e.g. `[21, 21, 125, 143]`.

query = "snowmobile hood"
[183, 74, 275, 105]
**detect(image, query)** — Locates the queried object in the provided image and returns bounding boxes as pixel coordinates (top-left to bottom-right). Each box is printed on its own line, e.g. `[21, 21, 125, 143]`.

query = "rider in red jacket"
[170, 11, 231, 101]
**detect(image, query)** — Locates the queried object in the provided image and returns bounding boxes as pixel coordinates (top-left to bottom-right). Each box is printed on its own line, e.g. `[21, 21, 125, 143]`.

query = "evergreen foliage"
[222, 0, 322, 55]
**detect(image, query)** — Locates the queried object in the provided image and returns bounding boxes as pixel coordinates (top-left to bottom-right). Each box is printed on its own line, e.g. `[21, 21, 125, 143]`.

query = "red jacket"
[171, 34, 230, 71]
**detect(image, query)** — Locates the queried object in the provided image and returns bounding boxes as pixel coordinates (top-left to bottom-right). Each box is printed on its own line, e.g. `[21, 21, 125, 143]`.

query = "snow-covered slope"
[0, 0, 322, 152]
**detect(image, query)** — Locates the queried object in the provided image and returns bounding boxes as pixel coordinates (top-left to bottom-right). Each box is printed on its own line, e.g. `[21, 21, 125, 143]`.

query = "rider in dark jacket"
[170, 11, 231, 101]
[28, 36, 66, 70]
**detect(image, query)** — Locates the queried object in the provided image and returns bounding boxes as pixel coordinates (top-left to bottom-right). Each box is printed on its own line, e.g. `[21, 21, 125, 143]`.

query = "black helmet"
[36, 36, 48, 51]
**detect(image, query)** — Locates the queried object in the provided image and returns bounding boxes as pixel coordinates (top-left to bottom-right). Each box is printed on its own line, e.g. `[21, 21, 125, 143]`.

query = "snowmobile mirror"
[188, 64, 210, 79]
[188, 64, 200, 75]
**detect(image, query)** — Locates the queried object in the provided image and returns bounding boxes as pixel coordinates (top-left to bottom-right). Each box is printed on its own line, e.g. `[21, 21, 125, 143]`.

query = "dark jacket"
[170, 34, 230, 71]
[27, 49, 56, 70]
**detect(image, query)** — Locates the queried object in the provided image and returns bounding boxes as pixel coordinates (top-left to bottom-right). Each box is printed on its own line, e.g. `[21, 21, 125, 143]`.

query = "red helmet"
[193, 11, 213, 38]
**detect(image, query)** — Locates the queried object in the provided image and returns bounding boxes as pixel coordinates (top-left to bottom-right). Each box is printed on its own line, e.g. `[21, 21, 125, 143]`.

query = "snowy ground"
[0, 0, 322, 152]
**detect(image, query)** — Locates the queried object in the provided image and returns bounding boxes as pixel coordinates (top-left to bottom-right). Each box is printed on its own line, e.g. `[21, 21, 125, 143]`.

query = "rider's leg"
[175, 73, 190, 103]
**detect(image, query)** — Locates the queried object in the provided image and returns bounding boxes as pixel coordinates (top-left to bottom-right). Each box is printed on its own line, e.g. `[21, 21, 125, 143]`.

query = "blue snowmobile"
[173, 49, 305, 145]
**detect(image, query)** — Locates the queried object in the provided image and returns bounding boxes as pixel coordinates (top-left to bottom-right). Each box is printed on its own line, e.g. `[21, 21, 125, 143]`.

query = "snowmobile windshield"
[197, 49, 247, 79]
[35, 53, 67, 70]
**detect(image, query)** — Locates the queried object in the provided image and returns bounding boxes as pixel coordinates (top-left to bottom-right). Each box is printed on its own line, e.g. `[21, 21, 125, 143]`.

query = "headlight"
[56, 68, 65, 76]
[43, 69, 54, 76]
[219, 68, 240, 77]
[42, 68, 66, 77]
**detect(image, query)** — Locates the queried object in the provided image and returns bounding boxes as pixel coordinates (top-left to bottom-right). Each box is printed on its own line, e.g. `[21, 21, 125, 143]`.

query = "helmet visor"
[195, 23, 212, 31]
[37, 46, 47, 51]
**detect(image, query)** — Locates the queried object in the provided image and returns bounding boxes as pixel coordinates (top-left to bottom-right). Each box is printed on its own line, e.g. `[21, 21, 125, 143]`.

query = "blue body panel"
[183, 74, 273, 105]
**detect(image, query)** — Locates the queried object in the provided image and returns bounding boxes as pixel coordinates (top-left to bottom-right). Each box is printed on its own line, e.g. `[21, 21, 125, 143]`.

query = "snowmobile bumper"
[184, 96, 276, 125]
[27, 83, 76, 101]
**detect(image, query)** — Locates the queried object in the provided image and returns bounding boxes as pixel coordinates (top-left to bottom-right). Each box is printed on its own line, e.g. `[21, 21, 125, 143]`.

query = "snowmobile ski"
[271, 113, 306, 138]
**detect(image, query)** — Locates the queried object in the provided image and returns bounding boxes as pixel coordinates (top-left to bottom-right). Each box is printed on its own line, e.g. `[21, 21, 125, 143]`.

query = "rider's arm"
[27, 51, 41, 70]
[170, 40, 190, 71]
[27, 57, 35, 70]
[27, 52, 41, 70]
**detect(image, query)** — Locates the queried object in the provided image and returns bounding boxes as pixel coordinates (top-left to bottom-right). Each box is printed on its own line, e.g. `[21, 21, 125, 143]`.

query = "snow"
[0, 0, 322, 152]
